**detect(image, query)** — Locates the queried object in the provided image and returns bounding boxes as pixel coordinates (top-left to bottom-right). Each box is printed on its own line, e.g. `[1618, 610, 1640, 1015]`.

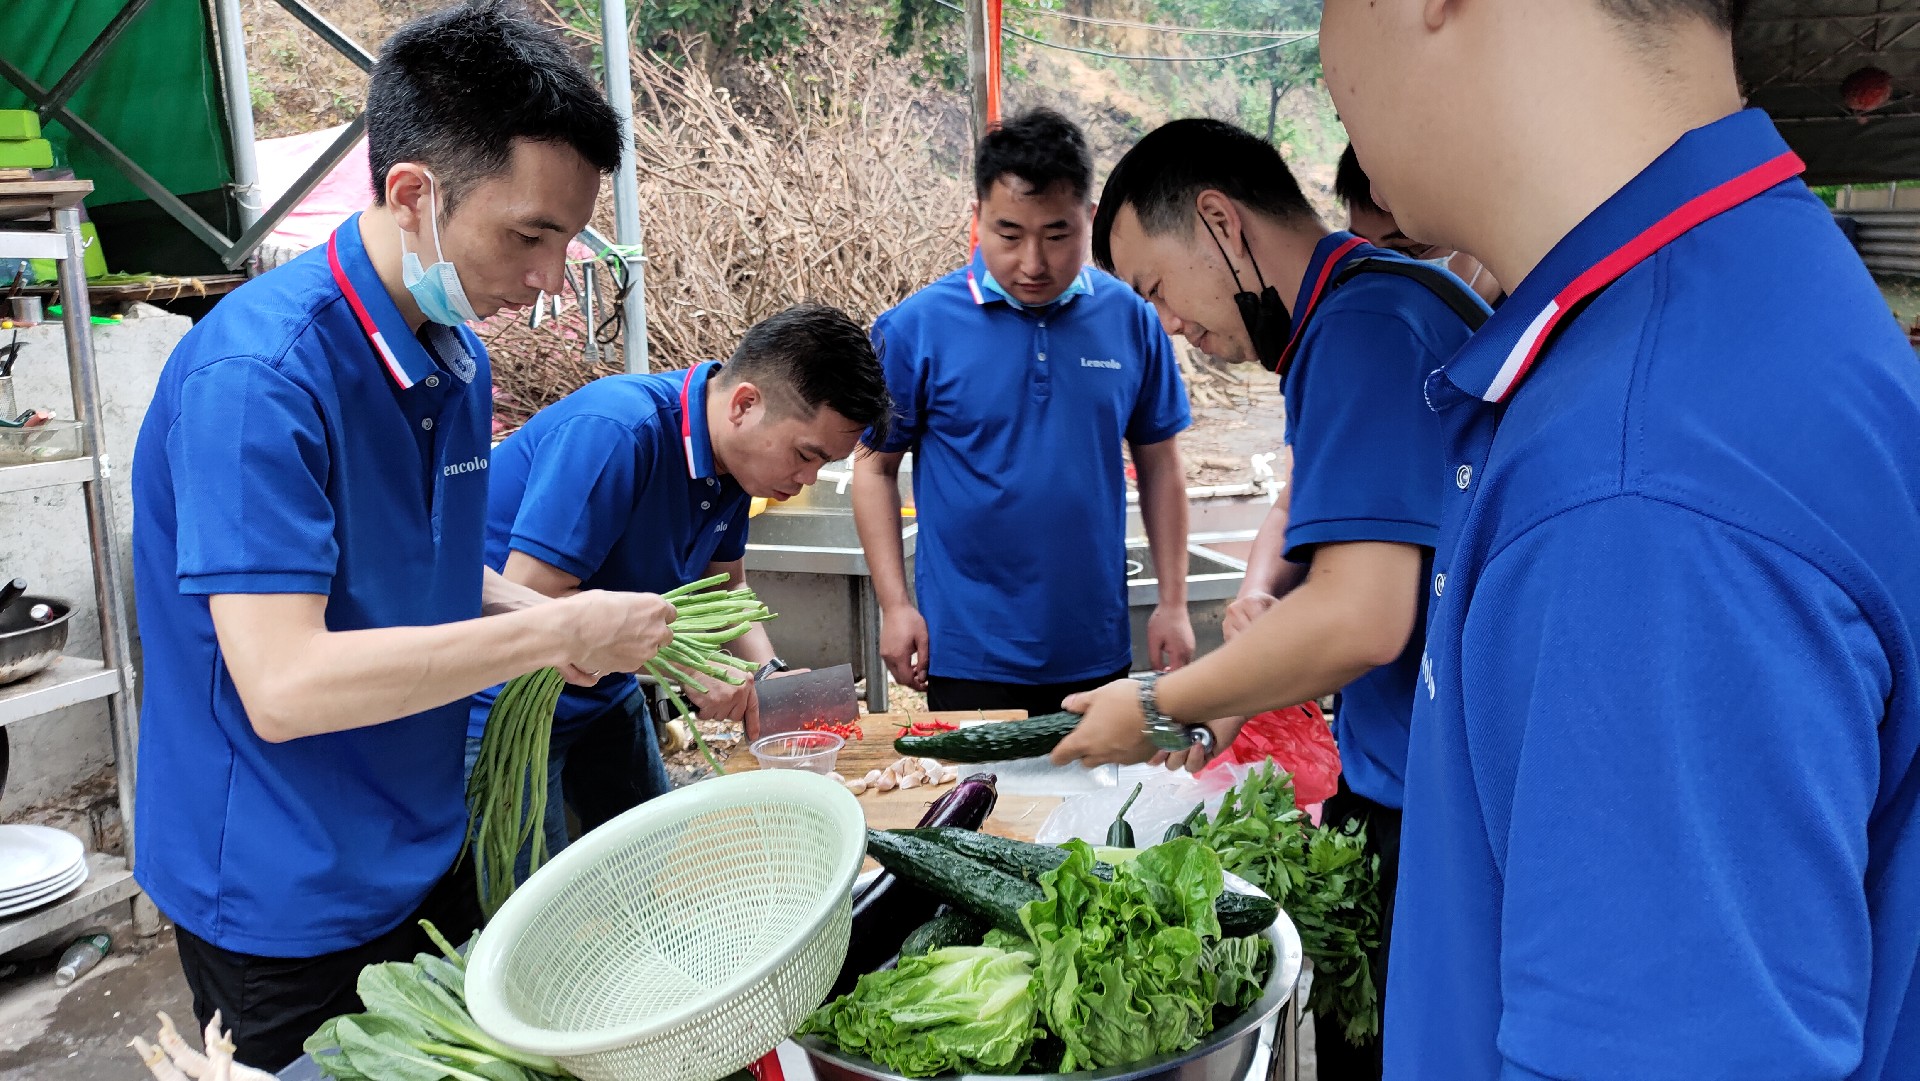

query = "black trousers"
[172, 855, 485, 1073]
[1312, 778, 1402, 1081]
[925, 665, 1132, 718]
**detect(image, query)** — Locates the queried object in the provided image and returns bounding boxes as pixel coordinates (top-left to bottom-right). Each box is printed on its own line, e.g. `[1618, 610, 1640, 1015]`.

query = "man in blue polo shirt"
[851, 108, 1194, 716]
[129, 3, 674, 1070]
[471, 303, 891, 865]
[1051, 118, 1487, 1074]
[1319, 1, 1920, 1077]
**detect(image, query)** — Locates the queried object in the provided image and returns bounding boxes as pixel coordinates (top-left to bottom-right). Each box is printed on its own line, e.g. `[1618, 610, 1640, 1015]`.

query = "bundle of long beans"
[465, 666, 567, 916]
[463, 575, 775, 915]
[647, 572, 778, 776]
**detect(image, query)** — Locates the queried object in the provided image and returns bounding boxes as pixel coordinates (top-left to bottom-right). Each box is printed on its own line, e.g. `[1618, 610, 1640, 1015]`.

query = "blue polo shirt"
[1278, 234, 1484, 810]
[469, 363, 752, 739]
[1390, 109, 1920, 1080]
[866, 253, 1191, 684]
[130, 215, 493, 957]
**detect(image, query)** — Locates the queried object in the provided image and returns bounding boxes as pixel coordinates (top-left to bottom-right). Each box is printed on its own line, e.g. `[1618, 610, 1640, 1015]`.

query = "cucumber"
[863, 829, 1041, 935]
[893, 712, 1081, 762]
[895, 828, 1280, 938]
[900, 910, 986, 957]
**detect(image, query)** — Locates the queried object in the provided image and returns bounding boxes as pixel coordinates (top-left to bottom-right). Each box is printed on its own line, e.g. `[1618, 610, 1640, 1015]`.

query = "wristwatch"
[754, 657, 791, 682]
[1136, 673, 1214, 754]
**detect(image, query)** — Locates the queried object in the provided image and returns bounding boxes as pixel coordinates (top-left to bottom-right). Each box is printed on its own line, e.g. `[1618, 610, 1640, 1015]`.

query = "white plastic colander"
[464, 770, 867, 1081]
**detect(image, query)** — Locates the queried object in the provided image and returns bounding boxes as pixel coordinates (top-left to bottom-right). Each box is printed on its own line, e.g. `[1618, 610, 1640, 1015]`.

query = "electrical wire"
[1020, 6, 1315, 40]
[928, 0, 1316, 63]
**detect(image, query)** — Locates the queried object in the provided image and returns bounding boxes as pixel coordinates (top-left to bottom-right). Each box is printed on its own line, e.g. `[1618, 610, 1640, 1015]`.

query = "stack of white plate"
[0, 825, 87, 919]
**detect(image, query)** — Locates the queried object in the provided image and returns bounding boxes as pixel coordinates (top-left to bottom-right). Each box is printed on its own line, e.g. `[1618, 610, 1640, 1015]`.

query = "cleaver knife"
[755, 663, 860, 735]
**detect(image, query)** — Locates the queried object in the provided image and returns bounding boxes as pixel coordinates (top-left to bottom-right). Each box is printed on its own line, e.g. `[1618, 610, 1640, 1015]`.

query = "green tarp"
[0, 0, 239, 272]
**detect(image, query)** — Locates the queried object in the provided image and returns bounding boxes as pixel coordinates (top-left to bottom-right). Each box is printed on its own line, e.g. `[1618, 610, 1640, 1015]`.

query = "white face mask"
[400, 170, 480, 326]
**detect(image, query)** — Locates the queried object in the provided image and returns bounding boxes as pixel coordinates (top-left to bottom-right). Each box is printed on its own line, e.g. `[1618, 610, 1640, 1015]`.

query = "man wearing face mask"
[1050, 118, 1488, 1076]
[128, 3, 675, 1070]
[1336, 144, 1504, 307]
[852, 109, 1194, 719]
[468, 304, 892, 875]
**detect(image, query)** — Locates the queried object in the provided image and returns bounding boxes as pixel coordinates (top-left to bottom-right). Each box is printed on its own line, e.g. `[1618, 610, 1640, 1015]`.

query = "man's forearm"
[482, 566, 558, 613]
[852, 461, 914, 611]
[218, 602, 573, 742]
[1154, 576, 1395, 723]
[1136, 447, 1190, 607]
[1239, 489, 1304, 598]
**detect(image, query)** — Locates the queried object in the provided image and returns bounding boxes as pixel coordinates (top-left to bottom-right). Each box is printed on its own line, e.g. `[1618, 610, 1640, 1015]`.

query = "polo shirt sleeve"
[1465, 496, 1884, 1080]
[1282, 308, 1446, 561]
[506, 415, 650, 582]
[171, 359, 336, 595]
[864, 308, 923, 454]
[1125, 313, 1192, 446]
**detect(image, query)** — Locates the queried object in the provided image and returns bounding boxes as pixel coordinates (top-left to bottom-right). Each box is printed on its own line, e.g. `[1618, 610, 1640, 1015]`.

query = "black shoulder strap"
[1325, 256, 1492, 332]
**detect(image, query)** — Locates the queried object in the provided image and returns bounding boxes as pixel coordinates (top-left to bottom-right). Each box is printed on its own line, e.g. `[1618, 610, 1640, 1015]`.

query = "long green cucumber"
[892, 712, 1081, 762]
[862, 829, 1040, 935]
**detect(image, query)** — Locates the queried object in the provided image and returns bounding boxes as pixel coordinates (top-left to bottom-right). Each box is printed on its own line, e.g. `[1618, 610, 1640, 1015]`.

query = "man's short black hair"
[1599, 0, 1741, 31]
[1091, 118, 1316, 270]
[1334, 145, 1381, 214]
[974, 108, 1094, 202]
[366, 0, 622, 210]
[725, 304, 893, 446]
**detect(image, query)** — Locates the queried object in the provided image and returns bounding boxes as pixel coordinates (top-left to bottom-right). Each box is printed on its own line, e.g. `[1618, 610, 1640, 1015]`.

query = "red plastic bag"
[1199, 702, 1340, 810]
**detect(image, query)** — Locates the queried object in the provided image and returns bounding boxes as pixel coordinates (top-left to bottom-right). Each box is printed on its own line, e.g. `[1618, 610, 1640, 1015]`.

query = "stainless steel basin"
[744, 510, 917, 577]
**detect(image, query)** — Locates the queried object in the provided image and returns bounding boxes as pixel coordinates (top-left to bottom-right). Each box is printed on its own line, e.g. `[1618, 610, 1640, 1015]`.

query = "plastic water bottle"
[53, 932, 110, 986]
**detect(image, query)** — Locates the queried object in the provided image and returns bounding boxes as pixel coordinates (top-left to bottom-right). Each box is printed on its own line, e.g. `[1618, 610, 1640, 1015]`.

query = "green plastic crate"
[0, 139, 53, 170]
[0, 111, 40, 142]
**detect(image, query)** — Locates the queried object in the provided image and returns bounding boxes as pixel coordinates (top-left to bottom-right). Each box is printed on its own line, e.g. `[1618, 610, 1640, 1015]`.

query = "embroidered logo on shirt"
[442, 456, 489, 478]
[1080, 358, 1122, 370]
[1421, 651, 1436, 700]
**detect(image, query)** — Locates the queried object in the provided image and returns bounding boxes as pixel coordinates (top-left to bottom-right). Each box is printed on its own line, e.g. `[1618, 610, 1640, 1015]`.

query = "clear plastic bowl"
[749, 731, 844, 775]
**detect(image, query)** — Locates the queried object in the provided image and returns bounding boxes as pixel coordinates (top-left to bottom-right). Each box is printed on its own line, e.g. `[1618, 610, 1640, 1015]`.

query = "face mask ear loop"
[423, 170, 448, 265]
[1202, 214, 1252, 294]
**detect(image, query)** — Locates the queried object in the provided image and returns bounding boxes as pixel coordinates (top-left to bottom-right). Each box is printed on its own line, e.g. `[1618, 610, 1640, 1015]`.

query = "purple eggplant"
[830, 773, 998, 999]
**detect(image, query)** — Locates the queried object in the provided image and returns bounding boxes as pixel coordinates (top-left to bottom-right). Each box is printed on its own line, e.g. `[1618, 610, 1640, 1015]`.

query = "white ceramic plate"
[0, 851, 84, 903]
[0, 825, 84, 894]
[0, 857, 87, 918]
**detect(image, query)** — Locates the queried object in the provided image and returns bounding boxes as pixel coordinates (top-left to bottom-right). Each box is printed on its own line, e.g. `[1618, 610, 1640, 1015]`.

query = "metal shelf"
[0, 657, 120, 728]
[0, 185, 145, 944]
[0, 853, 138, 957]
[0, 457, 95, 495]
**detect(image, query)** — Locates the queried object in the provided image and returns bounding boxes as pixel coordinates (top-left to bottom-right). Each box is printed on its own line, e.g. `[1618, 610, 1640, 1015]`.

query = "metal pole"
[55, 207, 140, 867]
[966, 0, 991, 149]
[601, 0, 649, 372]
[213, 0, 264, 233]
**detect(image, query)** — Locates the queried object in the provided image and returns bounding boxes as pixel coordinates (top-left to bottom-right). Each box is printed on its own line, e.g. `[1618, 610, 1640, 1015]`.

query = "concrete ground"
[0, 916, 192, 1081]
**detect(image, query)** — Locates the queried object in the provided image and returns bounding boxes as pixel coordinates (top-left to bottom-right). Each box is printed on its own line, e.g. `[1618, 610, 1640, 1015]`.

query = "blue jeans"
[462, 683, 675, 885]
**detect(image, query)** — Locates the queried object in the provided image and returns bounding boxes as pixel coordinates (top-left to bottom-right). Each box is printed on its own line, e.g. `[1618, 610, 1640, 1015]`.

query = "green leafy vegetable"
[304, 921, 567, 1081]
[1206, 935, 1273, 1013]
[799, 942, 1043, 1076]
[1193, 764, 1382, 1047]
[1021, 838, 1223, 1072]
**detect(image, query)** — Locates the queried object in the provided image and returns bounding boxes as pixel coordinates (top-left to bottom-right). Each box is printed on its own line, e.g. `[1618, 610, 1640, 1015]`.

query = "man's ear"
[727, 380, 762, 425]
[386, 163, 431, 234]
[1194, 189, 1246, 255]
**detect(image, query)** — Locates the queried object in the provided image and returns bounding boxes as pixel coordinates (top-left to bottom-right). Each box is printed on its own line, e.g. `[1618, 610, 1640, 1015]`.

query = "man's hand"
[685, 666, 759, 734]
[1222, 591, 1279, 641]
[545, 590, 676, 685]
[880, 604, 930, 691]
[1049, 678, 1157, 767]
[1146, 603, 1196, 670]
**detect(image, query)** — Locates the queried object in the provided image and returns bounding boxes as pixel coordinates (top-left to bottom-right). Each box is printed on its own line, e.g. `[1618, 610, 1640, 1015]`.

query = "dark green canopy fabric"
[1739, 2, 1920, 185]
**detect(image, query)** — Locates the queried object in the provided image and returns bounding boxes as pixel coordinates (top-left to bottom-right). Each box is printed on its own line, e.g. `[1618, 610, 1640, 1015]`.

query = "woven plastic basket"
[464, 770, 867, 1081]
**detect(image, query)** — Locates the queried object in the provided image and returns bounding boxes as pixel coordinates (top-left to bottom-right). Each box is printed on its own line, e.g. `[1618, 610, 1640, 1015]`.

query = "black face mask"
[1203, 217, 1292, 371]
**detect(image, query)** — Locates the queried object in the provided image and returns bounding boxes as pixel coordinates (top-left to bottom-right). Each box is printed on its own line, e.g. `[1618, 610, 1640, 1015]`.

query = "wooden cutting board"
[724, 711, 1063, 843]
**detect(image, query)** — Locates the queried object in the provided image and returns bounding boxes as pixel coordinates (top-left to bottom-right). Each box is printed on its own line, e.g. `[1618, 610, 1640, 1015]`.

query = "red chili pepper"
[803, 720, 864, 741]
